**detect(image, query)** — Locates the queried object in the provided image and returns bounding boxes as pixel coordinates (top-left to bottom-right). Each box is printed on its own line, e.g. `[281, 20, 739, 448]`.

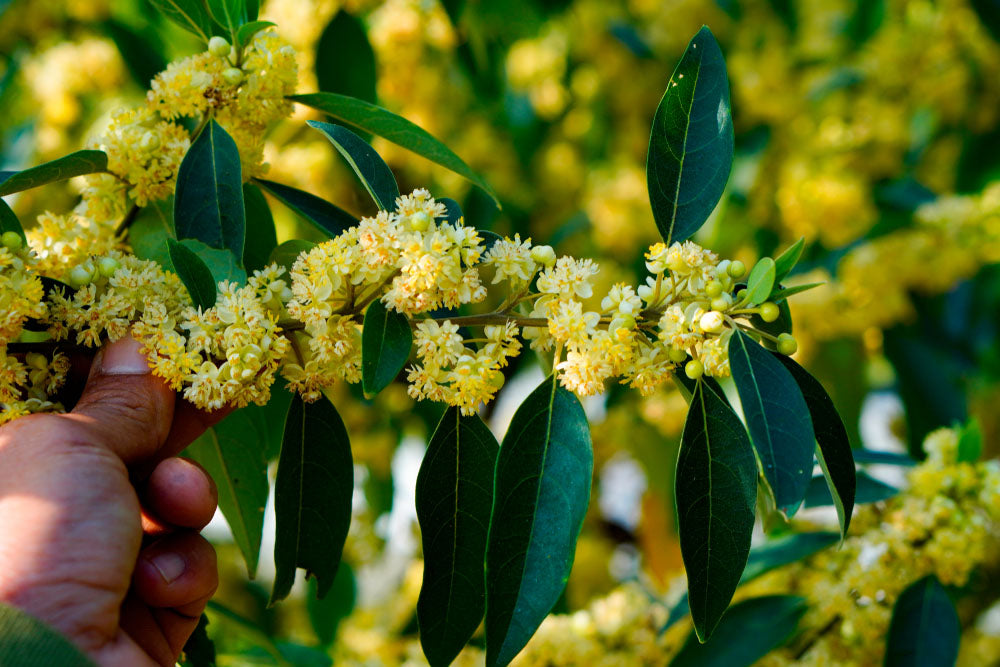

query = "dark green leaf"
[236, 20, 274, 48]
[744, 257, 776, 306]
[485, 376, 592, 667]
[885, 575, 960, 667]
[804, 470, 897, 507]
[670, 596, 806, 667]
[769, 282, 824, 302]
[0, 150, 107, 197]
[773, 238, 804, 283]
[416, 408, 499, 667]
[206, 0, 245, 34]
[847, 0, 885, 44]
[307, 564, 355, 647]
[179, 614, 216, 667]
[244, 0, 259, 21]
[0, 602, 96, 666]
[0, 198, 25, 242]
[478, 230, 503, 254]
[645, 26, 733, 244]
[957, 419, 982, 463]
[174, 120, 245, 257]
[103, 19, 167, 88]
[307, 121, 399, 211]
[128, 198, 175, 267]
[146, 0, 214, 41]
[361, 299, 412, 396]
[852, 449, 916, 466]
[437, 197, 463, 224]
[186, 406, 273, 577]
[289, 93, 499, 206]
[167, 238, 217, 309]
[254, 178, 357, 238]
[749, 298, 793, 351]
[271, 395, 354, 604]
[269, 239, 317, 273]
[179, 239, 247, 285]
[676, 379, 757, 642]
[774, 354, 856, 537]
[729, 330, 815, 517]
[242, 183, 277, 272]
[316, 11, 377, 103]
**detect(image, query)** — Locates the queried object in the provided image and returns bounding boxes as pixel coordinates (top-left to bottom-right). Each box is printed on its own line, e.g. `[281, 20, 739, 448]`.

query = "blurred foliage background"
[4, 0, 1000, 664]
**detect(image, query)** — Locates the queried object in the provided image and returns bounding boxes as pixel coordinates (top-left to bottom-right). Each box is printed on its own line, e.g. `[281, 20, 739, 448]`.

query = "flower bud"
[685, 359, 704, 379]
[409, 211, 432, 231]
[711, 294, 732, 312]
[705, 280, 723, 298]
[530, 245, 556, 267]
[222, 67, 244, 86]
[758, 302, 780, 323]
[69, 264, 93, 287]
[699, 311, 725, 334]
[728, 260, 746, 278]
[208, 36, 231, 58]
[139, 131, 160, 152]
[26, 352, 48, 371]
[777, 333, 798, 355]
[1, 231, 22, 250]
[609, 313, 636, 332]
[668, 347, 688, 363]
[98, 256, 120, 278]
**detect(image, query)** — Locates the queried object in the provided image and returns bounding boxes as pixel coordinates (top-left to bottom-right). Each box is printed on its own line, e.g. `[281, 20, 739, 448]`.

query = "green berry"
[705, 280, 723, 298]
[758, 302, 780, 323]
[222, 67, 244, 86]
[668, 347, 688, 363]
[777, 333, 798, 355]
[728, 260, 746, 278]
[685, 359, 704, 380]
[711, 295, 732, 312]
[208, 36, 231, 58]
[98, 256, 120, 278]
[69, 264, 93, 287]
[1, 231, 22, 250]
[409, 211, 432, 231]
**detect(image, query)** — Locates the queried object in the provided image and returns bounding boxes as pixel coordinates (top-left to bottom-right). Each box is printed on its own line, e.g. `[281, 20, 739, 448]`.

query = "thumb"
[65, 336, 176, 465]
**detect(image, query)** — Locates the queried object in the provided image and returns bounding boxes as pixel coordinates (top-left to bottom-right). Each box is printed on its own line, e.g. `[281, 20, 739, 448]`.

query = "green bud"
[777, 333, 798, 355]
[685, 359, 704, 380]
[728, 260, 746, 278]
[208, 36, 231, 58]
[409, 211, 432, 232]
[222, 67, 244, 86]
[705, 280, 723, 298]
[26, 352, 48, 370]
[736, 288, 748, 302]
[758, 302, 780, 323]
[139, 131, 160, 152]
[69, 264, 93, 287]
[530, 245, 556, 267]
[1, 231, 23, 250]
[668, 347, 688, 363]
[699, 311, 725, 334]
[711, 294, 732, 312]
[98, 256, 120, 278]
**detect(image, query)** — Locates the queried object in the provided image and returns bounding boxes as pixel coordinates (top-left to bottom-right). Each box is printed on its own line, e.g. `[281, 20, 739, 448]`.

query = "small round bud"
[668, 347, 688, 363]
[728, 260, 746, 278]
[222, 67, 244, 86]
[98, 256, 120, 278]
[208, 36, 231, 57]
[777, 333, 798, 355]
[705, 280, 724, 298]
[1, 231, 23, 250]
[699, 311, 725, 334]
[409, 211, 432, 232]
[736, 288, 748, 302]
[758, 302, 780, 323]
[610, 313, 636, 331]
[69, 264, 93, 287]
[139, 131, 160, 152]
[617, 300, 634, 315]
[711, 294, 732, 312]
[530, 245, 556, 267]
[685, 360, 704, 380]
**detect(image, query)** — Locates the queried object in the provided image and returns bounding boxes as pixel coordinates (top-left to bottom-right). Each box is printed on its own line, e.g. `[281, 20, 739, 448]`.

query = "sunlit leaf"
[0, 150, 107, 197]
[307, 120, 399, 211]
[0, 199, 25, 242]
[744, 257, 776, 306]
[146, 0, 214, 41]
[254, 178, 357, 238]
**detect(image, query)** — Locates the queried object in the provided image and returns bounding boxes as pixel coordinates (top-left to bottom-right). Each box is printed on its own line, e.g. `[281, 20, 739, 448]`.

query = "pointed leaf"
[744, 257, 776, 306]
[885, 575, 960, 667]
[254, 178, 357, 238]
[670, 596, 807, 667]
[485, 376, 592, 667]
[676, 379, 757, 642]
[437, 197, 463, 224]
[271, 395, 354, 604]
[416, 408, 499, 667]
[0, 150, 107, 197]
[769, 282, 824, 302]
[361, 299, 412, 396]
[852, 449, 916, 466]
[167, 238, 217, 309]
[804, 470, 897, 507]
[186, 406, 273, 577]
[774, 354, 856, 537]
[307, 121, 399, 211]
[175, 120, 245, 257]
[773, 238, 804, 283]
[242, 183, 277, 272]
[289, 92, 499, 206]
[646, 26, 733, 244]
[729, 330, 815, 516]
[180, 613, 216, 667]
[146, 0, 214, 41]
[206, 0, 245, 35]
[179, 239, 247, 285]
[0, 199, 25, 242]
[236, 20, 275, 48]
[306, 565, 355, 647]
[316, 11, 377, 103]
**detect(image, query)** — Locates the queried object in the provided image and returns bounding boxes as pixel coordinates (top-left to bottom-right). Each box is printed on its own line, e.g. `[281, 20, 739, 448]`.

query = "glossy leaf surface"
[885, 575, 960, 667]
[167, 239, 217, 309]
[254, 178, 357, 238]
[0, 150, 107, 197]
[307, 120, 399, 211]
[361, 300, 412, 396]
[147, 0, 214, 41]
[242, 183, 278, 273]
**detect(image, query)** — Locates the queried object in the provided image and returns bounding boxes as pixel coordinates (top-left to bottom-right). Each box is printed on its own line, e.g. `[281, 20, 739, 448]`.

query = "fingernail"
[149, 551, 186, 584]
[100, 337, 150, 375]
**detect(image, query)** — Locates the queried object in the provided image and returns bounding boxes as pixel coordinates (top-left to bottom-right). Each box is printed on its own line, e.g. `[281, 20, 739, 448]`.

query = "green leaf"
[729, 329, 815, 517]
[485, 375, 592, 667]
[128, 198, 175, 267]
[670, 596, 807, 667]
[804, 470, 897, 507]
[244, 0, 259, 21]
[773, 238, 804, 283]
[167, 238, 217, 309]
[179, 614, 216, 667]
[306, 565, 355, 647]
[437, 197, 463, 224]
[289, 92, 499, 206]
[179, 239, 247, 285]
[0, 602, 96, 666]
[0, 150, 107, 197]
[361, 299, 412, 396]
[645, 26, 733, 245]
[186, 406, 273, 577]
[175, 120, 246, 257]
[416, 408, 499, 667]
[847, 0, 886, 45]
[269, 239, 317, 273]
[103, 19, 168, 88]
[315, 11, 377, 104]
[307, 121, 399, 211]
[852, 449, 916, 466]
[242, 183, 277, 272]
[885, 575, 960, 667]
[774, 354, 856, 538]
[271, 395, 354, 604]
[206, 0, 245, 35]
[957, 418, 982, 463]
[744, 257, 776, 306]
[254, 178, 357, 238]
[0, 198, 25, 242]
[146, 0, 214, 41]
[236, 20, 274, 48]
[676, 379, 757, 642]
[769, 282, 824, 303]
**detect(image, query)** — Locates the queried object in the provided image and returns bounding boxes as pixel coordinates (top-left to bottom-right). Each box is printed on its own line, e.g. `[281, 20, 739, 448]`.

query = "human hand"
[0, 336, 227, 666]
